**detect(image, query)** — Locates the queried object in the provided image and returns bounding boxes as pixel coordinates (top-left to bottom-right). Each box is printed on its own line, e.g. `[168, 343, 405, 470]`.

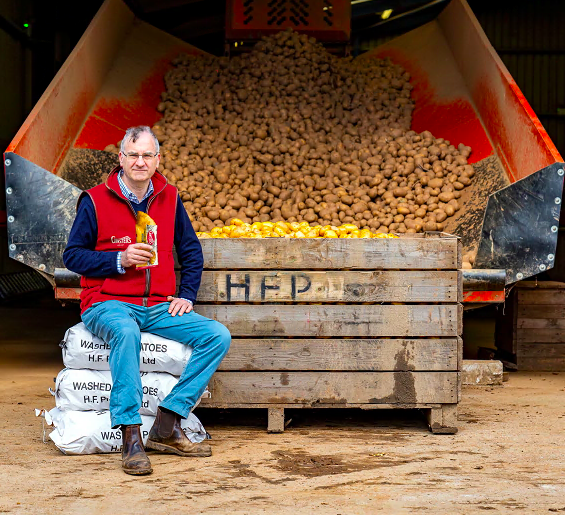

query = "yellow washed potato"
[196, 221, 402, 239]
[230, 227, 247, 238]
[274, 221, 289, 233]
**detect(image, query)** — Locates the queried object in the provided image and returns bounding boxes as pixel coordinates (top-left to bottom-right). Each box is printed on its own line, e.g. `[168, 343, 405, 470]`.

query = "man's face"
[119, 132, 161, 185]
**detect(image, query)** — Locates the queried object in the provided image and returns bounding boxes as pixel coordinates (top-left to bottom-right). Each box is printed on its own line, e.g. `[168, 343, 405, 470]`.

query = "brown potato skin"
[120, 30, 474, 234]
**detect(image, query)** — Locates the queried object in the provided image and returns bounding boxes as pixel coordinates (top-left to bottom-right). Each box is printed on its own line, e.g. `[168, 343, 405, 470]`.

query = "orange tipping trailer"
[3, 0, 563, 304]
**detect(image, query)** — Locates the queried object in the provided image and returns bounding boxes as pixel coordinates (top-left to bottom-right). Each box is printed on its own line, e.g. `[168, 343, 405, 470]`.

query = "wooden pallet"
[496, 281, 565, 371]
[194, 234, 463, 434]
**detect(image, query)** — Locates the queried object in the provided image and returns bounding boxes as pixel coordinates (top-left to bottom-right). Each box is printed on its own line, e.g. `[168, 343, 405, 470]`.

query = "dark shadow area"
[0, 290, 80, 367]
[196, 407, 428, 434]
[463, 305, 499, 359]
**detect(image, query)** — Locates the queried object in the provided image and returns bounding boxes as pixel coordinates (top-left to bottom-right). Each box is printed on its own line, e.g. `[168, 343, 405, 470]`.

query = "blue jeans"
[82, 300, 231, 428]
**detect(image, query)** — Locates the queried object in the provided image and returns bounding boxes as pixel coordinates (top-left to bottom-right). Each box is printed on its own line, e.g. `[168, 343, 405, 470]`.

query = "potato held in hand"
[136, 211, 158, 268]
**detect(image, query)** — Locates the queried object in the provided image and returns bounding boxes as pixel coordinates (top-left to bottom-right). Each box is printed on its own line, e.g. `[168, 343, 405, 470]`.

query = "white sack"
[53, 368, 179, 416]
[38, 408, 208, 455]
[61, 322, 192, 375]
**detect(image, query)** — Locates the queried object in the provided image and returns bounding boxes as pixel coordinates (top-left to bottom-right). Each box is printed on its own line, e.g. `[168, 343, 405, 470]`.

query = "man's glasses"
[124, 152, 158, 162]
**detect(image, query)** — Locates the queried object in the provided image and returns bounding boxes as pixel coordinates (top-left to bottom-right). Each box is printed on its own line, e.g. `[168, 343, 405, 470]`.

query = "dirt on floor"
[1, 295, 565, 514]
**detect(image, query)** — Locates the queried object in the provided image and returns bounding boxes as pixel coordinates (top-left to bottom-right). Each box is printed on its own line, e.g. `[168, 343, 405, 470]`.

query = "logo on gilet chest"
[110, 235, 132, 246]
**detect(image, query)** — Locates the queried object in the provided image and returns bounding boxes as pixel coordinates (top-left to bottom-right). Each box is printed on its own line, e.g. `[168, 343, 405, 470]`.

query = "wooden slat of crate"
[517, 305, 565, 319]
[517, 343, 565, 355]
[517, 357, 565, 371]
[514, 281, 565, 289]
[517, 318, 565, 329]
[200, 371, 459, 405]
[218, 338, 461, 371]
[516, 328, 565, 343]
[195, 304, 462, 337]
[197, 271, 461, 303]
[517, 341, 565, 370]
[199, 402, 443, 409]
[517, 290, 565, 305]
[200, 238, 460, 270]
[497, 282, 565, 370]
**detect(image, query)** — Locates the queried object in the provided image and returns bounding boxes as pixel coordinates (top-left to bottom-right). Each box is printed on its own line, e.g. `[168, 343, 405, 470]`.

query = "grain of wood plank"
[200, 371, 458, 404]
[515, 281, 565, 289]
[517, 343, 565, 356]
[195, 304, 462, 337]
[197, 270, 461, 303]
[516, 328, 565, 343]
[218, 338, 460, 371]
[440, 404, 458, 434]
[517, 318, 565, 329]
[516, 357, 565, 371]
[425, 407, 443, 431]
[199, 399, 456, 412]
[426, 405, 458, 434]
[200, 238, 459, 270]
[517, 305, 565, 319]
[517, 290, 565, 305]
[267, 408, 285, 433]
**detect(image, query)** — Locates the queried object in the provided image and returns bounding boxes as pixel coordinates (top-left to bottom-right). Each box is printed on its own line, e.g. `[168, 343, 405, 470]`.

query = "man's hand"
[167, 296, 193, 317]
[121, 243, 153, 268]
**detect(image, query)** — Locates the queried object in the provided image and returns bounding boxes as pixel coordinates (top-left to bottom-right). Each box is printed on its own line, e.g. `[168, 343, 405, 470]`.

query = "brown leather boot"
[146, 408, 212, 457]
[121, 424, 152, 475]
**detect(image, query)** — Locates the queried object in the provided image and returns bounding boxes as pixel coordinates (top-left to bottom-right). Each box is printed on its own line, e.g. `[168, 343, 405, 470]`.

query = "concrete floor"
[1, 293, 564, 514]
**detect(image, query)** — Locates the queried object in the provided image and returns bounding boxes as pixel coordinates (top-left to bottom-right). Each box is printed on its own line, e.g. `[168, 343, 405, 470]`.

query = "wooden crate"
[194, 235, 463, 434]
[496, 281, 565, 371]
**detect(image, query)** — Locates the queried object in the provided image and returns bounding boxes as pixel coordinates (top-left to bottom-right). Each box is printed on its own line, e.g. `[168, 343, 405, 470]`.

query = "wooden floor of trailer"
[1, 293, 564, 514]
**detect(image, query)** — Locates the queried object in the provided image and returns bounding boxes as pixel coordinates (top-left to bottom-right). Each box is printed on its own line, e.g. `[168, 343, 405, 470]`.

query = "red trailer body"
[3, 0, 563, 304]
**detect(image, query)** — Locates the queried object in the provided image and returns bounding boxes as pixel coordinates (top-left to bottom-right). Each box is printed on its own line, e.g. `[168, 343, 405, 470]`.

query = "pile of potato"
[107, 28, 474, 237]
[198, 218, 399, 239]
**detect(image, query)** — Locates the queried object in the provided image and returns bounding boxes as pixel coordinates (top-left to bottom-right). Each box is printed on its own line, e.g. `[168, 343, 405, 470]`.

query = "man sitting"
[64, 125, 231, 475]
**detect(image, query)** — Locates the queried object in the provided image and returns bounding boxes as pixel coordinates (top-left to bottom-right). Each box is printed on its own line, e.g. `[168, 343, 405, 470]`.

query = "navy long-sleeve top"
[63, 194, 203, 305]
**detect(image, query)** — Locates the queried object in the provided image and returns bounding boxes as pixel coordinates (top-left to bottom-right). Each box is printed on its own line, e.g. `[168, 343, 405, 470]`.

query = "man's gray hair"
[120, 126, 160, 154]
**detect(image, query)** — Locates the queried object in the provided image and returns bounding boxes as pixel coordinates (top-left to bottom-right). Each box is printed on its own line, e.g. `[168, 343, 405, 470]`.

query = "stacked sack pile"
[38, 323, 209, 455]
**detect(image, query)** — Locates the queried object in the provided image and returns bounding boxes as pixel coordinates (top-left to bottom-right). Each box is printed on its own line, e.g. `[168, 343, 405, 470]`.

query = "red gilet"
[79, 167, 177, 313]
